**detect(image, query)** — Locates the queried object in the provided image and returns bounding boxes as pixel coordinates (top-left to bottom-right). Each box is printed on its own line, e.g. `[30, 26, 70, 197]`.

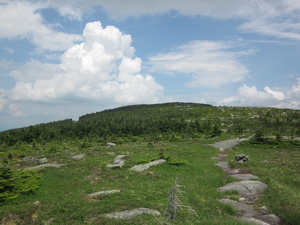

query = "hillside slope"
[0, 102, 299, 145]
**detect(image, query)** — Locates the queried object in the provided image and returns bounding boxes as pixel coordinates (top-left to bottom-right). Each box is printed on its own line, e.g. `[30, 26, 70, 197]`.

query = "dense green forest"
[1, 102, 299, 146]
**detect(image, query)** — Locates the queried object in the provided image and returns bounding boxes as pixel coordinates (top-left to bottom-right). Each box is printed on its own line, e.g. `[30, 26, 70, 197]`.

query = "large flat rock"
[101, 208, 161, 219]
[218, 180, 267, 197]
[231, 174, 259, 181]
[129, 159, 166, 172]
[219, 199, 256, 217]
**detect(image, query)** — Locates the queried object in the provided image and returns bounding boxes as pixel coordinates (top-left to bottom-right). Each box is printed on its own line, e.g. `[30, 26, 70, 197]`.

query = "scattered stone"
[213, 139, 281, 225]
[218, 180, 267, 197]
[86, 190, 121, 200]
[106, 152, 115, 155]
[106, 142, 116, 148]
[260, 214, 281, 225]
[210, 138, 249, 149]
[214, 161, 229, 170]
[71, 154, 86, 160]
[235, 154, 250, 163]
[219, 199, 255, 217]
[240, 217, 270, 225]
[22, 156, 37, 163]
[88, 190, 121, 197]
[25, 163, 66, 170]
[259, 206, 269, 214]
[101, 208, 161, 219]
[129, 159, 166, 172]
[231, 174, 259, 181]
[37, 158, 49, 164]
[211, 157, 220, 160]
[106, 155, 127, 169]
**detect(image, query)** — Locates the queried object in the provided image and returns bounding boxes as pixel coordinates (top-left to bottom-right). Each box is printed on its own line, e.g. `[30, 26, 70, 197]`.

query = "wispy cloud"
[46, 0, 300, 41]
[149, 40, 254, 88]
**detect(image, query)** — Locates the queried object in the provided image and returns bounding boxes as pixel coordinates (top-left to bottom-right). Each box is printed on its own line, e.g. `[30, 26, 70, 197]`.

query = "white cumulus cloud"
[149, 40, 253, 88]
[9, 21, 163, 104]
[220, 80, 300, 109]
[0, 1, 82, 51]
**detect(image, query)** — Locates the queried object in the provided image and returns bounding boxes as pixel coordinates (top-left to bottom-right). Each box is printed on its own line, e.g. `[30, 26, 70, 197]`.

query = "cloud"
[3, 48, 14, 54]
[149, 40, 253, 88]
[9, 21, 163, 104]
[44, 0, 300, 41]
[220, 80, 300, 109]
[0, 89, 7, 112]
[0, 1, 82, 51]
[9, 103, 25, 117]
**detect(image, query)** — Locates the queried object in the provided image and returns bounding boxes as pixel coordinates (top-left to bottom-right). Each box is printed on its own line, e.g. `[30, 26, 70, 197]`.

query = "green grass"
[227, 141, 300, 225]
[0, 139, 253, 225]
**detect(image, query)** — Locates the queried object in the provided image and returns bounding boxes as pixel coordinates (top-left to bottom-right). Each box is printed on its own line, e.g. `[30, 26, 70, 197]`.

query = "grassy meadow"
[1, 103, 300, 224]
[1, 138, 256, 225]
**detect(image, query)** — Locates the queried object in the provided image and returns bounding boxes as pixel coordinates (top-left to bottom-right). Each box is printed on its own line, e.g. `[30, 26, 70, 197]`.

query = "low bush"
[0, 166, 41, 202]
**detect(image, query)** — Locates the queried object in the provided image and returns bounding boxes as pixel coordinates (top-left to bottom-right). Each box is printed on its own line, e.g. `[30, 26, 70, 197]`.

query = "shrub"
[0, 166, 41, 202]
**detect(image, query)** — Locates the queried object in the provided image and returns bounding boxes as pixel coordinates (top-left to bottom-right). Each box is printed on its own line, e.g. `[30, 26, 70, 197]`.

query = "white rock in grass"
[240, 217, 270, 225]
[71, 154, 86, 160]
[102, 208, 161, 219]
[106, 142, 116, 148]
[129, 159, 166, 172]
[88, 190, 121, 197]
[37, 158, 48, 164]
[106, 155, 127, 169]
[25, 163, 66, 170]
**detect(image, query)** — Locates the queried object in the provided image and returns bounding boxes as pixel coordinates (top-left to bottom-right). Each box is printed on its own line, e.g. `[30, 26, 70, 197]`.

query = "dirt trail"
[211, 139, 283, 225]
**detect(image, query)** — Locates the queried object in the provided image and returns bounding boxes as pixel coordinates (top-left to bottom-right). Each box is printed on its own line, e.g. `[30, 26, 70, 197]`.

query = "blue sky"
[1, 0, 300, 131]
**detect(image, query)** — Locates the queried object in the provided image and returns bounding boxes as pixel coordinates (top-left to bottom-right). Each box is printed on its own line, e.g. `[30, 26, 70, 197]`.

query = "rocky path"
[211, 139, 282, 225]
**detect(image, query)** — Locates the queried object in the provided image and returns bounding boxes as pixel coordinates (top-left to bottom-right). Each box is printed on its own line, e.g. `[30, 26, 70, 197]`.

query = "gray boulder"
[235, 154, 250, 163]
[106, 155, 127, 169]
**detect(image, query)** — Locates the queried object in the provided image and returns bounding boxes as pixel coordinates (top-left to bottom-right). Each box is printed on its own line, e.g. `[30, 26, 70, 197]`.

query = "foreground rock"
[101, 208, 161, 219]
[129, 159, 166, 172]
[106, 155, 127, 169]
[218, 180, 267, 197]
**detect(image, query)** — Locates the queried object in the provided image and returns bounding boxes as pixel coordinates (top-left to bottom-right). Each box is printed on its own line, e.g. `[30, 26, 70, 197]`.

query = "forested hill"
[1, 102, 300, 145]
